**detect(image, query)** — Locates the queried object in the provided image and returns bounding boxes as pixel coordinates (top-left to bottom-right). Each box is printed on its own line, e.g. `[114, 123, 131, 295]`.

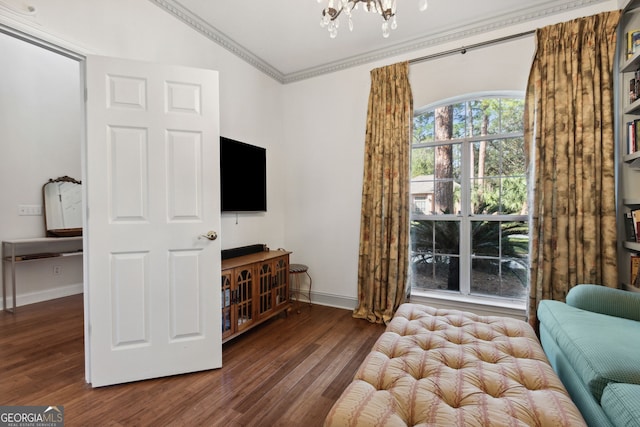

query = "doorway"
[0, 30, 84, 308]
[1, 25, 223, 388]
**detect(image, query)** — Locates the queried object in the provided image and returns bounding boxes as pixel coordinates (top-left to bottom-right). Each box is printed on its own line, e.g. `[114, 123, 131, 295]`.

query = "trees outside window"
[410, 96, 528, 302]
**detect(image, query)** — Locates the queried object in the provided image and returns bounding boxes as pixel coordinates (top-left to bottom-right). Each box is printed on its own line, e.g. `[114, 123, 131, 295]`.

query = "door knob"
[200, 231, 218, 241]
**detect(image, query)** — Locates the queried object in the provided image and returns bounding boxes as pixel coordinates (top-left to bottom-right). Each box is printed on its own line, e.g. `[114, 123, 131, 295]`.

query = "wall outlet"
[53, 265, 62, 275]
[18, 204, 42, 216]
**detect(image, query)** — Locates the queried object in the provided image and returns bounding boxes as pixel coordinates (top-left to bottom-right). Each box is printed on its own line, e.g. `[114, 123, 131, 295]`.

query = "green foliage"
[411, 147, 434, 177]
[472, 176, 527, 215]
[414, 97, 524, 141]
[413, 112, 434, 143]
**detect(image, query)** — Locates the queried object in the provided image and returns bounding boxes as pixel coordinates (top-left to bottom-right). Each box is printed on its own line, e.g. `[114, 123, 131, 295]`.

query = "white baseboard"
[294, 290, 357, 311]
[1, 283, 83, 311]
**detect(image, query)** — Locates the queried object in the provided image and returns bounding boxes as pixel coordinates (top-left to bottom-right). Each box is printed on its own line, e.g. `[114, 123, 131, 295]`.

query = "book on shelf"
[631, 71, 640, 103]
[632, 209, 640, 242]
[629, 119, 640, 154]
[631, 255, 640, 287]
[626, 119, 640, 154]
[625, 212, 637, 241]
[627, 29, 640, 59]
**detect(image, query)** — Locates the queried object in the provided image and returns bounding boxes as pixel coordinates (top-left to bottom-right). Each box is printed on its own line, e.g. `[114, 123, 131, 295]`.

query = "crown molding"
[150, 0, 612, 84]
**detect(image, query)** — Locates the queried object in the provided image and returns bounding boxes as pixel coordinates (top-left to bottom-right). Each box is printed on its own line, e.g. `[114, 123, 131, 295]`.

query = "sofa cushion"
[538, 300, 640, 402]
[601, 383, 640, 427]
[539, 322, 615, 427]
[567, 284, 640, 322]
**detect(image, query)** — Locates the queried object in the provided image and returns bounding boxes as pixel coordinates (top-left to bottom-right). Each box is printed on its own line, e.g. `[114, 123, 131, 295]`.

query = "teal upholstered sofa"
[538, 284, 640, 427]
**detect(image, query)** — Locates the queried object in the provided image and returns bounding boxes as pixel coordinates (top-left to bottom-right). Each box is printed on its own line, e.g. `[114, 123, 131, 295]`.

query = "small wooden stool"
[289, 263, 312, 310]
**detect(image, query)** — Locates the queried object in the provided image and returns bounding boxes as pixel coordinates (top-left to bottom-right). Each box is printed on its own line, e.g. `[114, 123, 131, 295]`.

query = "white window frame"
[409, 92, 529, 318]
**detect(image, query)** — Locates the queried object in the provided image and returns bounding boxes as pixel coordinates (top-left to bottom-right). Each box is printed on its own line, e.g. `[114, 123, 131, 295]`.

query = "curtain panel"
[525, 10, 621, 327]
[353, 61, 413, 324]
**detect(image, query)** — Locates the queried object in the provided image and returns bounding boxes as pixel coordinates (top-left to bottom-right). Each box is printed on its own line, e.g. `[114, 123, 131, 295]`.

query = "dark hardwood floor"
[0, 295, 385, 426]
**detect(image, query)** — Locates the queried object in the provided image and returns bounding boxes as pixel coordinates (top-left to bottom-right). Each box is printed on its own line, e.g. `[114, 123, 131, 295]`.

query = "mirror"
[43, 176, 82, 237]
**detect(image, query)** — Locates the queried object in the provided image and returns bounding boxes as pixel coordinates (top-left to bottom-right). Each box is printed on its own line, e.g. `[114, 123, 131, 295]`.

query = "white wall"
[0, 0, 287, 308]
[282, 1, 618, 309]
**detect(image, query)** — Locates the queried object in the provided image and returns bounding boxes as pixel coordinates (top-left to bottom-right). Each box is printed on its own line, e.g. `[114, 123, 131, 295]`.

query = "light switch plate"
[18, 205, 42, 216]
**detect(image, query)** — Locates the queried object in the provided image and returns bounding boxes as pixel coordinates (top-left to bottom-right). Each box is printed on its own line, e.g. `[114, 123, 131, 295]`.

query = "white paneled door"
[84, 55, 221, 387]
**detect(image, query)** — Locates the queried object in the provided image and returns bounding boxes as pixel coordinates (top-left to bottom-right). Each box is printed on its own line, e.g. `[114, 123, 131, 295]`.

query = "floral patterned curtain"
[525, 10, 621, 327]
[353, 62, 413, 324]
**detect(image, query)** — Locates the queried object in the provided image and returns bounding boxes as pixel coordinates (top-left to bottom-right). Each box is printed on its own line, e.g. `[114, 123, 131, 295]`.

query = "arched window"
[411, 94, 528, 303]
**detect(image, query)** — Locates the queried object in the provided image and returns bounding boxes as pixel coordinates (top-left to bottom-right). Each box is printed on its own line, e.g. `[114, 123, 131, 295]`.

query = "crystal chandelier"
[318, 0, 428, 38]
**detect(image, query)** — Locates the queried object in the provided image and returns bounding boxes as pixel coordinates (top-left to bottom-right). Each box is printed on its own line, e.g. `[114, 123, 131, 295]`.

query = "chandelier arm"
[324, 6, 344, 21]
[376, 0, 394, 20]
[376, 0, 384, 17]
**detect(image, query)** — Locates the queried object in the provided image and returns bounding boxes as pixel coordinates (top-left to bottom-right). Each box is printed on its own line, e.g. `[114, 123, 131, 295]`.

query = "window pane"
[412, 144, 461, 215]
[471, 177, 501, 214]
[472, 139, 527, 215]
[433, 180, 459, 215]
[412, 146, 435, 176]
[472, 140, 500, 176]
[411, 254, 461, 292]
[411, 220, 460, 291]
[452, 102, 467, 139]
[434, 221, 460, 254]
[413, 112, 435, 143]
[471, 221, 529, 256]
[471, 220, 500, 256]
[502, 138, 526, 175]
[499, 99, 525, 133]
[470, 258, 528, 299]
[411, 148, 435, 214]
[470, 220, 529, 300]
[410, 220, 460, 255]
[468, 100, 487, 137]
[433, 143, 461, 214]
[501, 176, 528, 215]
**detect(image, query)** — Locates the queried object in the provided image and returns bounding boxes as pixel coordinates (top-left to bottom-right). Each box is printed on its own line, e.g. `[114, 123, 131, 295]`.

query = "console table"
[2, 236, 83, 313]
[221, 249, 291, 343]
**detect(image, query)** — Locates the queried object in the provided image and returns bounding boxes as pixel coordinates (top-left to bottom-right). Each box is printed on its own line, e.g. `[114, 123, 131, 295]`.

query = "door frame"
[0, 20, 92, 381]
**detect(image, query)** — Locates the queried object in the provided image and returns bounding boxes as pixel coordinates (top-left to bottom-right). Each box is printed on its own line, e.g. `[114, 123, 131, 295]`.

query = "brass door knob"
[200, 231, 218, 241]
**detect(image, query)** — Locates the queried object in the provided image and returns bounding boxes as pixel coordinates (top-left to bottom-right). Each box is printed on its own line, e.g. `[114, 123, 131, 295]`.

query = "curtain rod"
[408, 30, 536, 65]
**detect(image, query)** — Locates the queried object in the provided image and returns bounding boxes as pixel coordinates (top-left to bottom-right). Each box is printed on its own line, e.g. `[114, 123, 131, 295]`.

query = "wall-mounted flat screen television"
[220, 136, 267, 212]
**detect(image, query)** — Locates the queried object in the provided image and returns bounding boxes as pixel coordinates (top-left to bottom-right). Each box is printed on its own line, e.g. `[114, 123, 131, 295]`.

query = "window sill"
[409, 289, 527, 321]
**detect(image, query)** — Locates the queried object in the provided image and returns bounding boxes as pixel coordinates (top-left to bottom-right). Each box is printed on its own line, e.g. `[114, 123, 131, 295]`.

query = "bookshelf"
[618, 0, 640, 291]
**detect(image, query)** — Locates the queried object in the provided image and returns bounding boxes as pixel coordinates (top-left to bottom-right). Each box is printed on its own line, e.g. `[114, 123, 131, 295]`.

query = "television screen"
[220, 137, 267, 212]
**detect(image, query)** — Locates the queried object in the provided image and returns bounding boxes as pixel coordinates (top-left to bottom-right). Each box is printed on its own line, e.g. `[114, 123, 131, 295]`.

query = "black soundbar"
[221, 244, 266, 260]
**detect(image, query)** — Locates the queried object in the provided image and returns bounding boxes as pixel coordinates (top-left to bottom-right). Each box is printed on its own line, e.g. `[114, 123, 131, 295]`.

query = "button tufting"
[328, 303, 587, 427]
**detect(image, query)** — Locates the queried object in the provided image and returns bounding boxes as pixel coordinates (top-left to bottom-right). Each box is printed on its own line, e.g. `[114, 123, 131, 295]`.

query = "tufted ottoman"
[324, 303, 586, 427]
